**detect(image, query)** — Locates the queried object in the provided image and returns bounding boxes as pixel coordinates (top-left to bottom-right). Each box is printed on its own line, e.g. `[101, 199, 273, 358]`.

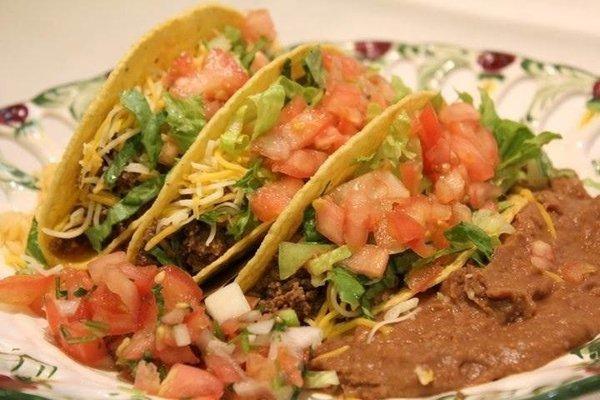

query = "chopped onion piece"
[207, 338, 235, 355]
[247, 319, 274, 335]
[172, 324, 191, 347]
[414, 365, 435, 385]
[281, 326, 323, 351]
[56, 299, 80, 317]
[205, 283, 251, 324]
[384, 297, 419, 321]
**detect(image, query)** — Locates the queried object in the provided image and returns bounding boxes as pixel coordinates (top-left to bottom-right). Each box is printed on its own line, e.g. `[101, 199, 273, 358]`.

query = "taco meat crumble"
[252, 268, 325, 321]
[311, 179, 600, 399]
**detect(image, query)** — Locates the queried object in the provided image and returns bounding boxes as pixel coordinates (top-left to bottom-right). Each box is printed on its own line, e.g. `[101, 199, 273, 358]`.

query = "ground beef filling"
[311, 179, 600, 399]
[179, 220, 232, 274]
[252, 267, 325, 322]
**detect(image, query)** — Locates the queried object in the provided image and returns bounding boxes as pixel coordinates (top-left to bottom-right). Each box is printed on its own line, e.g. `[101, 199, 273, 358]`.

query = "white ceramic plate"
[0, 36, 599, 400]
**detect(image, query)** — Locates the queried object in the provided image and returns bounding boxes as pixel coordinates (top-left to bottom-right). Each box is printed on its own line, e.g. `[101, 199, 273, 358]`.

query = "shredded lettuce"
[356, 111, 418, 170]
[391, 75, 411, 102]
[219, 105, 250, 155]
[306, 245, 352, 286]
[120, 89, 164, 168]
[471, 209, 515, 237]
[103, 136, 141, 187]
[456, 90, 474, 105]
[328, 266, 365, 309]
[85, 175, 164, 251]
[277, 309, 300, 327]
[276, 76, 323, 106]
[163, 93, 206, 152]
[233, 159, 269, 192]
[226, 202, 258, 240]
[302, 206, 325, 243]
[249, 84, 286, 139]
[303, 47, 326, 88]
[278, 242, 335, 280]
[444, 222, 494, 266]
[25, 219, 47, 266]
[149, 247, 175, 266]
[304, 370, 340, 389]
[479, 90, 561, 192]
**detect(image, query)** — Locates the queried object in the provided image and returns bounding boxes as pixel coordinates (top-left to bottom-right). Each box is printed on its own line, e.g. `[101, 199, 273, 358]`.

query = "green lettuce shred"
[103, 135, 141, 187]
[120, 89, 165, 168]
[85, 175, 164, 251]
[220, 105, 250, 155]
[249, 84, 286, 139]
[163, 93, 206, 152]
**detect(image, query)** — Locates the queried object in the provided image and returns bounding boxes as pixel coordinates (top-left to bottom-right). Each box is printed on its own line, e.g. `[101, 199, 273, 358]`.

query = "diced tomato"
[388, 207, 426, 245]
[278, 96, 307, 126]
[438, 102, 479, 124]
[468, 181, 501, 209]
[159, 364, 223, 399]
[313, 197, 345, 245]
[121, 329, 155, 361]
[171, 49, 249, 101]
[434, 167, 466, 204]
[249, 177, 303, 222]
[204, 100, 224, 119]
[87, 284, 138, 335]
[155, 345, 200, 366]
[271, 149, 328, 179]
[245, 352, 278, 382]
[186, 309, 211, 344]
[252, 109, 334, 161]
[277, 346, 303, 387]
[362, 74, 396, 106]
[205, 353, 244, 384]
[399, 161, 422, 196]
[220, 318, 241, 338]
[160, 266, 203, 311]
[56, 321, 109, 367]
[134, 361, 161, 395]
[164, 52, 197, 87]
[117, 263, 157, 294]
[373, 217, 404, 253]
[0, 274, 53, 308]
[241, 9, 276, 44]
[418, 104, 443, 151]
[449, 134, 494, 182]
[341, 191, 370, 249]
[321, 83, 367, 128]
[44, 295, 65, 337]
[58, 269, 94, 298]
[343, 245, 389, 279]
[313, 126, 349, 152]
[250, 51, 269, 75]
[322, 50, 365, 82]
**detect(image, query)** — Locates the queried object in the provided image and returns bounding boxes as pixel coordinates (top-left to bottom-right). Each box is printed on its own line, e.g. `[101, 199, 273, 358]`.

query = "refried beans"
[311, 179, 600, 399]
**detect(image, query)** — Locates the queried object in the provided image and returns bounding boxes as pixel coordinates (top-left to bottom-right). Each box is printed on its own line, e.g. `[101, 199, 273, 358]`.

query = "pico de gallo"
[253, 91, 564, 337]
[0, 252, 338, 399]
[42, 10, 278, 259]
[139, 45, 405, 276]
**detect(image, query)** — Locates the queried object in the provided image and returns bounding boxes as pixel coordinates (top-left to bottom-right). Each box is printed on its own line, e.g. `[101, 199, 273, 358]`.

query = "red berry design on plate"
[0, 104, 28, 125]
[355, 41, 392, 60]
[477, 51, 516, 72]
[593, 79, 600, 100]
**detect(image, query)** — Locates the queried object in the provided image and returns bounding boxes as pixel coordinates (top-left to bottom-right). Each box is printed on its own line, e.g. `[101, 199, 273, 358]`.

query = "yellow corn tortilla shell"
[236, 91, 436, 292]
[38, 4, 251, 266]
[127, 44, 349, 283]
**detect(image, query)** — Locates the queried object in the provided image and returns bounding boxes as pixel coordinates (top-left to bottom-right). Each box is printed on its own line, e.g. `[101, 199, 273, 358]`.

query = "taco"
[236, 89, 558, 330]
[37, 5, 279, 266]
[128, 44, 404, 281]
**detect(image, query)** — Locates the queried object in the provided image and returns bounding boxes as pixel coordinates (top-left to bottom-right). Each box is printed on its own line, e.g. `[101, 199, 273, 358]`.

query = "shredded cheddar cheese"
[147, 139, 249, 250]
[310, 345, 350, 364]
